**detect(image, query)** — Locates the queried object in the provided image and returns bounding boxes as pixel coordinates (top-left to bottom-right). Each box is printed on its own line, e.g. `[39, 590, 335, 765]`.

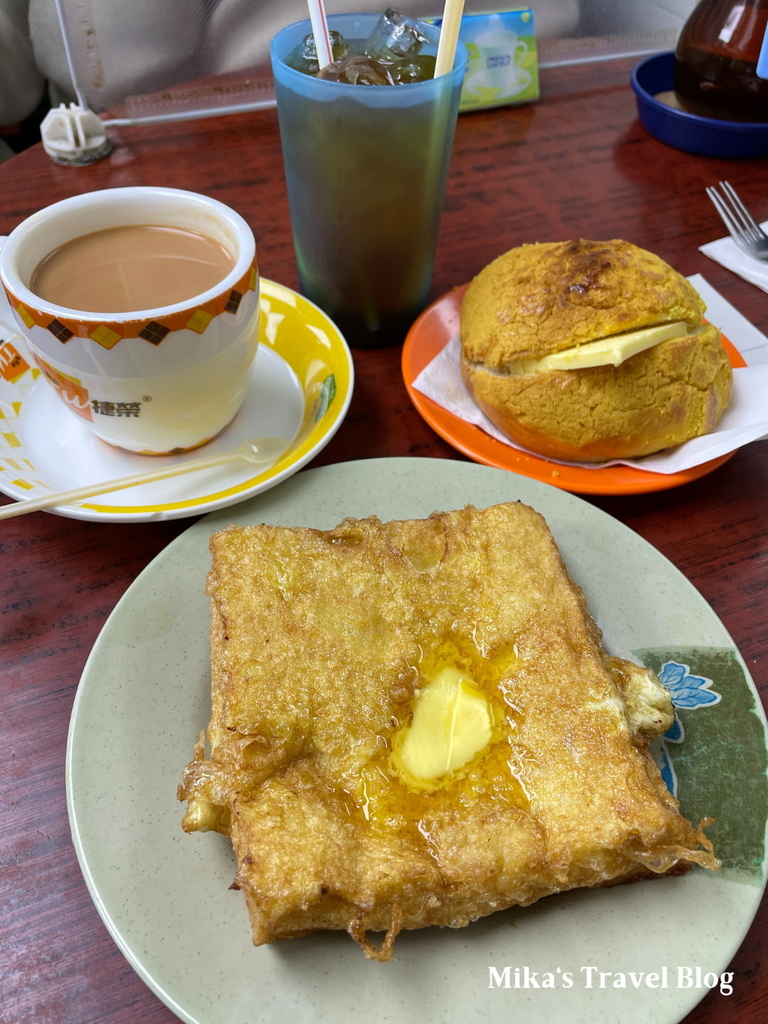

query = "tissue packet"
[432, 9, 540, 111]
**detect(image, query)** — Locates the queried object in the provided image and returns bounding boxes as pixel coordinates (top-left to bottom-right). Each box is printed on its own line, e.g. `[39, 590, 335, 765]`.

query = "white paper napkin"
[700, 222, 768, 294]
[412, 279, 768, 475]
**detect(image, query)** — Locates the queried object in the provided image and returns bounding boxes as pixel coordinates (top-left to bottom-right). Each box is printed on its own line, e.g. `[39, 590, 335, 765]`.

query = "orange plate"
[402, 283, 746, 496]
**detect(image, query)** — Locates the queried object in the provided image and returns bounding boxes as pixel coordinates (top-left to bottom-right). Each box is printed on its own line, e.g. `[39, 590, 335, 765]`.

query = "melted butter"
[342, 635, 530, 848]
[406, 635, 521, 693]
[391, 667, 492, 784]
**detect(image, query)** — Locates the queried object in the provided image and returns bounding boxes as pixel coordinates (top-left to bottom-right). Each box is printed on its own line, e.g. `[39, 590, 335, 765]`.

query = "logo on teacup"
[0, 336, 30, 384]
[31, 353, 92, 421]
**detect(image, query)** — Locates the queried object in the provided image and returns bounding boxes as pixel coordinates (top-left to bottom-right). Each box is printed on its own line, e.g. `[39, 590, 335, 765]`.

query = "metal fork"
[706, 180, 768, 260]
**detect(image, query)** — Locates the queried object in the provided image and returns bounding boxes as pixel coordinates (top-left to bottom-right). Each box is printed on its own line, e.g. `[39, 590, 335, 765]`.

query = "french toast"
[179, 502, 718, 960]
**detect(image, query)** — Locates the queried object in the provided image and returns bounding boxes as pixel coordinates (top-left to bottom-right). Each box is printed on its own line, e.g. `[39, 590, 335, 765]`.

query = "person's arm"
[0, 0, 46, 126]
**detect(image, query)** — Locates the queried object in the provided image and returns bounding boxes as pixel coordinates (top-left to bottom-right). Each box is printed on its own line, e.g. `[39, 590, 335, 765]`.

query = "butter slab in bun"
[460, 239, 733, 462]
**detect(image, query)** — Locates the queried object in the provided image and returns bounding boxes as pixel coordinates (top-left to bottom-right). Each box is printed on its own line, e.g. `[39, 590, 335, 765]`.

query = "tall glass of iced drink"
[270, 12, 467, 349]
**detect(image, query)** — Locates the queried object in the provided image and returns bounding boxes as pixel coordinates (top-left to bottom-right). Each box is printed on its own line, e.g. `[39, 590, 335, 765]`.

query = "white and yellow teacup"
[0, 186, 259, 455]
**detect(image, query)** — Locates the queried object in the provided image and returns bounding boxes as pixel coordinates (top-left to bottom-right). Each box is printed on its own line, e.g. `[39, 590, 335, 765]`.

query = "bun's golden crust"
[461, 324, 733, 462]
[459, 239, 732, 461]
[460, 239, 707, 367]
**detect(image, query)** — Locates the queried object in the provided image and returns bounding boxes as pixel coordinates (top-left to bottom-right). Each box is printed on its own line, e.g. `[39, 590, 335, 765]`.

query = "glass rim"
[270, 13, 468, 90]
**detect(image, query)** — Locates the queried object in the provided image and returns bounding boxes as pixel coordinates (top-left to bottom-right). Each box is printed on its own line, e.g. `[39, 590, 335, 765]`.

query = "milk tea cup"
[0, 186, 260, 455]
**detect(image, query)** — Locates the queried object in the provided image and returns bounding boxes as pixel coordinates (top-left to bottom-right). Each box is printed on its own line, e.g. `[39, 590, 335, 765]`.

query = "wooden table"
[1, 58, 766, 1024]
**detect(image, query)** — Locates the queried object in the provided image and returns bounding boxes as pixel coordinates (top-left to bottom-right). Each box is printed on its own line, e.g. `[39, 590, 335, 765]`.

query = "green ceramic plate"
[67, 458, 768, 1024]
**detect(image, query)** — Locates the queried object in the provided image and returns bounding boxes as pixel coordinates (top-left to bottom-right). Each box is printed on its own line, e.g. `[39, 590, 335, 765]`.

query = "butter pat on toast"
[179, 502, 718, 960]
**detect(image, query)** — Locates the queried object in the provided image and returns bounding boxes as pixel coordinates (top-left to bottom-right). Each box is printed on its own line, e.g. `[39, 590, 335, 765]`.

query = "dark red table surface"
[1, 57, 766, 1024]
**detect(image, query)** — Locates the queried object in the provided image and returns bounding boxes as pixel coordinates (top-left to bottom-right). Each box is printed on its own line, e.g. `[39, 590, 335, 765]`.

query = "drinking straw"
[306, 0, 334, 70]
[434, 0, 466, 77]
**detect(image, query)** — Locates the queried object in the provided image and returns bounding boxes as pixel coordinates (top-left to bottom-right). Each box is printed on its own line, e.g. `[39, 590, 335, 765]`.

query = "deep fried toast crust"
[179, 503, 718, 960]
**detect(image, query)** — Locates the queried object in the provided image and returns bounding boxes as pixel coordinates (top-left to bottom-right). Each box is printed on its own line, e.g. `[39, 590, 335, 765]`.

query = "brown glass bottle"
[674, 0, 768, 121]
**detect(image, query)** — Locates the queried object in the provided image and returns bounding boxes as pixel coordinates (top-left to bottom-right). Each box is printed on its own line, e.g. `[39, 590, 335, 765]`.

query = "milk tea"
[31, 224, 235, 313]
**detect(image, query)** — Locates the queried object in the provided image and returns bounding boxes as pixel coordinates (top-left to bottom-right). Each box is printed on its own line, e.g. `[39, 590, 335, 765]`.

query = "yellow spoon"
[0, 436, 289, 520]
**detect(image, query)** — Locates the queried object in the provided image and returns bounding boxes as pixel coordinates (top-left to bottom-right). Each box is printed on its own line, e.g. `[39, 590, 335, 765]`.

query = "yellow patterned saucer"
[0, 280, 353, 523]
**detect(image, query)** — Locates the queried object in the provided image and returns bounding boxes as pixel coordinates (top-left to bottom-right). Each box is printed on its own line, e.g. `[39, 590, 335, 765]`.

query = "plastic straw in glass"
[306, 0, 334, 69]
